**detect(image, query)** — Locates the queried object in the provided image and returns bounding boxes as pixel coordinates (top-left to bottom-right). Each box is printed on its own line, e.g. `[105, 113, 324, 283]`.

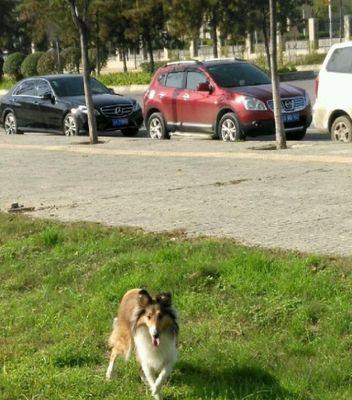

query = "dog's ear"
[138, 289, 152, 308]
[156, 292, 172, 307]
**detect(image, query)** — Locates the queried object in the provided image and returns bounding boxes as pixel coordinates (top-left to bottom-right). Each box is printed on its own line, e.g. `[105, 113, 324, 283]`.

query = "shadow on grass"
[171, 361, 309, 400]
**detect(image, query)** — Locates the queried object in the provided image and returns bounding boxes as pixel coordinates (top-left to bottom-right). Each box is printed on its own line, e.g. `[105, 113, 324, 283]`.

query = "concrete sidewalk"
[0, 132, 351, 256]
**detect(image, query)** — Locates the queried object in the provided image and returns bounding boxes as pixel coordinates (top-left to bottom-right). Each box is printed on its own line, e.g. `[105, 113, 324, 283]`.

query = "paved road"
[1, 129, 352, 256]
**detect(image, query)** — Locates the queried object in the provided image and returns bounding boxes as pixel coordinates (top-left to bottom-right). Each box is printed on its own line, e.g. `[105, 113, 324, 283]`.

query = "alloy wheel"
[333, 121, 351, 142]
[64, 115, 77, 136]
[4, 113, 17, 135]
[221, 118, 237, 141]
[149, 117, 162, 139]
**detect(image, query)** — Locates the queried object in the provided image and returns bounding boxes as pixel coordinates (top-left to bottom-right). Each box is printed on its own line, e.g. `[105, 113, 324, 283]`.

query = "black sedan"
[0, 74, 143, 136]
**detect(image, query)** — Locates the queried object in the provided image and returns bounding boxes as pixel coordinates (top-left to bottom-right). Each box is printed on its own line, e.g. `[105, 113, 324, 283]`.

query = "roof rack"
[203, 57, 247, 63]
[165, 60, 203, 66]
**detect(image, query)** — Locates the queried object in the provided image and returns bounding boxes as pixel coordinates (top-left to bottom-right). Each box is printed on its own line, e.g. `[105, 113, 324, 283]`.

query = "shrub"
[20, 52, 44, 77]
[0, 56, 4, 81]
[296, 52, 326, 66]
[61, 47, 81, 73]
[3, 52, 26, 80]
[37, 51, 59, 75]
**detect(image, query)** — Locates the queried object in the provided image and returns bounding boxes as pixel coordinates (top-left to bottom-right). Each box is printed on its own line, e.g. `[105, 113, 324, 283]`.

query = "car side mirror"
[197, 82, 212, 93]
[108, 88, 115, 94]
[41, 93, 53, 101]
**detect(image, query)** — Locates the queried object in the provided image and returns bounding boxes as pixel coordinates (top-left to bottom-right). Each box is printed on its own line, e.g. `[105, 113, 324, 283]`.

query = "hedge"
[3, 52, 25, 80]
[37, 51, 59, 75]
[21, 52, 44, 77]
[97, 72, 152, 86]
[61, 47, 81, 73]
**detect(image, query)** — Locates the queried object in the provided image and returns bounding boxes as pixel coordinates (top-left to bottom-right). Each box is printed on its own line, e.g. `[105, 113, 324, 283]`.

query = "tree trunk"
[210, 10, 218, 58]
[145, 33, 154, 72]
[261, 10, 271, 72]
[80, 27, 98, 144]
[121, 48, 128, 73]
[269, 0, 286, 150]
[68, 0, 98, 145]
[95, 13, 101, 75]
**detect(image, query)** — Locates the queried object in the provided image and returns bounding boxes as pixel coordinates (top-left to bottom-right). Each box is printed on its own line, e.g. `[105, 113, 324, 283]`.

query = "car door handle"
[182, 94, 190, 100]
[33, 100, 40, 105]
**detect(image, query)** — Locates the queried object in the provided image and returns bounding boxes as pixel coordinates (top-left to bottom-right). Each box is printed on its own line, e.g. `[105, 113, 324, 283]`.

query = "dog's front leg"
[141, 363, 156, 394]
[152, 364, 173, 398]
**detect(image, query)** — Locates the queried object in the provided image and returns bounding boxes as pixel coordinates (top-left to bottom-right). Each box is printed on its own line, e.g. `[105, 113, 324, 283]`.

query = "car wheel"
[121, 127, 139, 137]
[331, 116, 352, 143]
[218, 113, 244, 142]
[4, 112, 19, 135]
[286, 129, 307, 141]
[63, 113, 78, 136]
[147, 112, 170, 140]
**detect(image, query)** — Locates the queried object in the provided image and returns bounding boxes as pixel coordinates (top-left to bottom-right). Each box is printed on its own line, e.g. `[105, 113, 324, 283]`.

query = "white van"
[313, 41, 352, 142]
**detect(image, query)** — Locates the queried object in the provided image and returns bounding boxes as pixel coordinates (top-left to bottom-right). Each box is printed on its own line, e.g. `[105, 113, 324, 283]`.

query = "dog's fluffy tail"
[107, 317, 118, 349]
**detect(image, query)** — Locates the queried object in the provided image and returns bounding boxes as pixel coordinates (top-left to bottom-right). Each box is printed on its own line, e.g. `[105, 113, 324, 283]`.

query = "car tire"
[286, 129, 307, 141]
[147, 112, 170, 140]
[4, 112, 20, 135]
[218, 113, 244, 142]
[330, 115, 352, 143]
[121, 127, 139, 137]
[63, 113, 78, 136]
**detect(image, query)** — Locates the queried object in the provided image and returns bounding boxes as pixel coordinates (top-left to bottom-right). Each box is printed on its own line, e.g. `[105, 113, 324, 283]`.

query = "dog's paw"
[151, 385, 161, 399]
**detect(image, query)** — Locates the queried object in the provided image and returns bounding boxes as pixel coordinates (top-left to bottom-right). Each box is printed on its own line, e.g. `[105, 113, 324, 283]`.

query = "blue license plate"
[112, 118, 128, 128]
[283, 113, 300, 123]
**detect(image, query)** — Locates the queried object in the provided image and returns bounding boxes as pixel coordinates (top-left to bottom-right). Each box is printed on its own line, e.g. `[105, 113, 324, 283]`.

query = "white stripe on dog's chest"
[134, 327, 177, 372]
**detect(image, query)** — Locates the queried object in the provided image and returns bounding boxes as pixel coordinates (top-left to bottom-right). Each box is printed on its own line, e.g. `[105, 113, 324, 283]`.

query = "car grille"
[100, 104, 133, 118]
[267, 97, 306, 113]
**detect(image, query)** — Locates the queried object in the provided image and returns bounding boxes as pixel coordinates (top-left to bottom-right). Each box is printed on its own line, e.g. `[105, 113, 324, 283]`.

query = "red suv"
[143, 60, 312, 141]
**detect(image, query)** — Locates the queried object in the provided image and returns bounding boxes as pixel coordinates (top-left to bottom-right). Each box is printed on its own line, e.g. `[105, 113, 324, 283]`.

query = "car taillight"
[315, 77, 319, 97]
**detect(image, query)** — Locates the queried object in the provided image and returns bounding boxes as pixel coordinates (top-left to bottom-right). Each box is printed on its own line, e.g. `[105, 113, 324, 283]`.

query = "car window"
[50, 76, 109, 97]
[186, 71, 208, 90]
[36, 80, 52, 97]
[165, 72, 184, 89]
[15, 81, 37, 96]
[207, 63, 271, 88]
[326, 47, 352, 73]
[157, 73, 167, 86]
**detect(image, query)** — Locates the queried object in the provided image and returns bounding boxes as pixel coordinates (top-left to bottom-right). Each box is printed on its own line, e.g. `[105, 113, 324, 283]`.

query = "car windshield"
[49, 76, 109, 97]
[207, 63, 271, 88]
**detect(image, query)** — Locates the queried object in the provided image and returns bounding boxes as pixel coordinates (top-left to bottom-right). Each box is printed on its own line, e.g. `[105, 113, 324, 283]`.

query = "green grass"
[1, 213, 352, 400]
[97, 72, 152, 87]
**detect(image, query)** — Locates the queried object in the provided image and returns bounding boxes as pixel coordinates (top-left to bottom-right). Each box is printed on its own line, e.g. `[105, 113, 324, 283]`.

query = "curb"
[111, 84, 148, 93]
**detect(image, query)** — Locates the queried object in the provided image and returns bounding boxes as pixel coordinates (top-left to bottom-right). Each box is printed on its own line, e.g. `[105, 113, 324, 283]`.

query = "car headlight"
[132, 101, 141, 111]
[71, 105, 100, 116]
[304, 91, 311, 107]
[241, 96, 267, 111]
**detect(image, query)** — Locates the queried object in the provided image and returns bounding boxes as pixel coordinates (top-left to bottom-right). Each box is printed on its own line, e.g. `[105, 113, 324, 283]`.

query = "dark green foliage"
[61, 47, 81, 73]
[88, 48, 108, 73]
[20, 52, 44, 77]
[139, 61, 166, 73]
[3, 52, 26, 80]
[37, 51, 59, 75]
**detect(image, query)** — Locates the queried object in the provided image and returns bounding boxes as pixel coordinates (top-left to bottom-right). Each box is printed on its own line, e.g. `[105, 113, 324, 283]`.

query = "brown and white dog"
[106, 289, 178, 399]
